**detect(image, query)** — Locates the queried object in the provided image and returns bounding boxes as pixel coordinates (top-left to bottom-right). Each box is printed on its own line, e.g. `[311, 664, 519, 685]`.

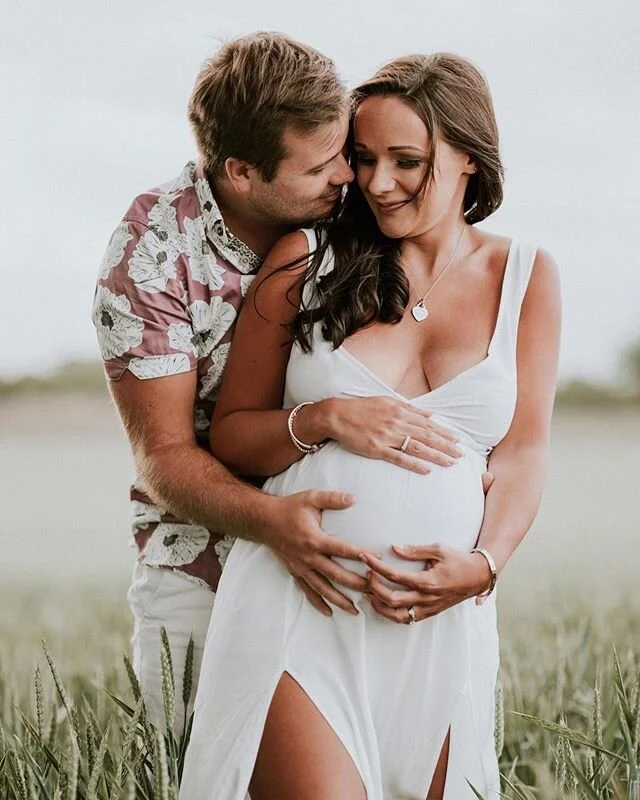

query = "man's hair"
[188, 32, 346, 182]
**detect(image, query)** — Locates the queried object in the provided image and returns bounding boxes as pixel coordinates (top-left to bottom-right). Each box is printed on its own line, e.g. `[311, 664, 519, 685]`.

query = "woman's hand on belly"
[316, 396, 463, 473]
[360, 545, 493, 624]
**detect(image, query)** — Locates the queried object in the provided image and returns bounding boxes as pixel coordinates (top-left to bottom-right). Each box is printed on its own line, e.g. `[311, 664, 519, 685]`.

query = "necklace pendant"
[411, 300, 429, 322]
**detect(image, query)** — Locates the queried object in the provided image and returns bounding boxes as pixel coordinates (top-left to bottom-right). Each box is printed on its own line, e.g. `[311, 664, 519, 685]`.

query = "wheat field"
[1, 396, 639, 798]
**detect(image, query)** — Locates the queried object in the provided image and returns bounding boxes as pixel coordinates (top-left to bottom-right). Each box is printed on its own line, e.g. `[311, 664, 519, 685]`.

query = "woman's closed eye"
[355, 154, 423, 169]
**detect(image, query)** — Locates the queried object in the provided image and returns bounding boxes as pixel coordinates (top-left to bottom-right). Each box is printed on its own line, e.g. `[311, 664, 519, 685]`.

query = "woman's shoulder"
[472, 230, 556, 276]
[476, 232, 560, 317]
[471, 230, 513, 264]
[248, 229, 326, 320]
[259, 230, 312, 278]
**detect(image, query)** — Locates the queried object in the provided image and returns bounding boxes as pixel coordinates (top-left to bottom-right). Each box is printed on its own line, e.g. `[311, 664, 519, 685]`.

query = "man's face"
[247, 112, 354, 227]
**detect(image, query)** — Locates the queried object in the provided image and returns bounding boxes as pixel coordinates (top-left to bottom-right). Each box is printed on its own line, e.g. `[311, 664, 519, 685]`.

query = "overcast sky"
[2, 0, 639, 382]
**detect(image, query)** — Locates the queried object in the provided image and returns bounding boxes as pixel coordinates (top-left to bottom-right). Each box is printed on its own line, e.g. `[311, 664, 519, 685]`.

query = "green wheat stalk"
[86, 722, 110, 800]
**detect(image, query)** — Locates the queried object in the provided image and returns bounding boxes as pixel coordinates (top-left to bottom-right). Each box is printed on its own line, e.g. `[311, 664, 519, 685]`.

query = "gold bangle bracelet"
[471, 547, 497, 597]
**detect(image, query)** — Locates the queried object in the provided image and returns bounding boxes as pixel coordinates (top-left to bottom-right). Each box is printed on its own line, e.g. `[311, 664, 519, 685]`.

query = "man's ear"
[224, 158, 255, 195]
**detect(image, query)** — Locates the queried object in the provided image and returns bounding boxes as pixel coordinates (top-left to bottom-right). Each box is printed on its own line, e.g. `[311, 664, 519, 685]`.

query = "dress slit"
[425, 728, 451, 800]
[249, 668, 373, 800]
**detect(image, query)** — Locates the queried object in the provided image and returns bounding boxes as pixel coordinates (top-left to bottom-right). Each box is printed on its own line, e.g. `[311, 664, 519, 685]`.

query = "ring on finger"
[399, 434, 411, 453]
[406, 605, 417, 625]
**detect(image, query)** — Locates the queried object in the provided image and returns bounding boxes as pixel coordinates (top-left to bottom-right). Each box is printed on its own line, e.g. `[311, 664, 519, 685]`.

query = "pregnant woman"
[180, 53, 561, 799]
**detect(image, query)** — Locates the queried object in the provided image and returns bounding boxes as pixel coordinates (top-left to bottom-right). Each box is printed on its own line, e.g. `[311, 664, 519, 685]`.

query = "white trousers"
[128, 563, 215, 737]
[128, 565, 252, 798]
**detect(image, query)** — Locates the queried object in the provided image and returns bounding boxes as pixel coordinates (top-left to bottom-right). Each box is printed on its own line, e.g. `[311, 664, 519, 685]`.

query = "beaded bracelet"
[287, 402, 327, 454]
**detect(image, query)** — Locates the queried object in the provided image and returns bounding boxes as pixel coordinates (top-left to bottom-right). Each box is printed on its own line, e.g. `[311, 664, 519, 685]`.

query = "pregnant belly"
[263, 440, 486, 582]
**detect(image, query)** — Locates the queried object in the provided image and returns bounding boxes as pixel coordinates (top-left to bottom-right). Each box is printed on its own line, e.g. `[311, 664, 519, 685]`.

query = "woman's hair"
[287, 52, 504, 352]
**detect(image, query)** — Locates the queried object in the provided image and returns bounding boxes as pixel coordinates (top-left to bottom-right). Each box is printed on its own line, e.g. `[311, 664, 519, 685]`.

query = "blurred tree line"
[555, 339, 640, 407]
[1, 339, 639, 407]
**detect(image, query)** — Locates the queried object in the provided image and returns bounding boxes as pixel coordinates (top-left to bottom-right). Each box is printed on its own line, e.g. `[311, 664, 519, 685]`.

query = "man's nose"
[331, 154, 354, 185]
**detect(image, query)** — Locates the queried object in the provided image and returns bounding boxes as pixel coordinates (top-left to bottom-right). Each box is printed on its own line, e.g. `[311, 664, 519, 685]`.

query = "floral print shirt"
[92, 161, 262, 591]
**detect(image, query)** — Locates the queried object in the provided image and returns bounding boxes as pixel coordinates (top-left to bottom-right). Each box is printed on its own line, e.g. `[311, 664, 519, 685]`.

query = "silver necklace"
[410, 224, 467, 322]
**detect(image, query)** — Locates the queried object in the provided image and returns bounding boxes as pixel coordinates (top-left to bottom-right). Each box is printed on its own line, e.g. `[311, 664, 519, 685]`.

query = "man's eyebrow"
[306, 148, 343, 173]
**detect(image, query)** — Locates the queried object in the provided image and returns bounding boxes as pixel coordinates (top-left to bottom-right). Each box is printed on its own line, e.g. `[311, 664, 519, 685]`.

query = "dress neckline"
[336, 239, 517, 403]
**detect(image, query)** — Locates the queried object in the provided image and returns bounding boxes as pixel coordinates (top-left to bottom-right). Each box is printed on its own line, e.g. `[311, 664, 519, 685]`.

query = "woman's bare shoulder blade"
[248, 230, 312, 325]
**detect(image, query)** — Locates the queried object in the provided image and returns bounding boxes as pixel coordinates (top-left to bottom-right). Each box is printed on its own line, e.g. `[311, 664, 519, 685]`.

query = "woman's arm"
[360, 248, 562, 621]
[211, 233, 464, 477]
[209, 230, 313, 474]
[471, 246, 561, 573]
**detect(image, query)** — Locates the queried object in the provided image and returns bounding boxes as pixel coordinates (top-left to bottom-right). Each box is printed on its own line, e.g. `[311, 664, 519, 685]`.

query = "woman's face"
[353, 95, 475, 239]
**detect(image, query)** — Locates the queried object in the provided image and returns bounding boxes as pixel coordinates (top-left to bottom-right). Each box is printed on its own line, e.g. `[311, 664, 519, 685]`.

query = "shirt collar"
[191, 161, 262, 275]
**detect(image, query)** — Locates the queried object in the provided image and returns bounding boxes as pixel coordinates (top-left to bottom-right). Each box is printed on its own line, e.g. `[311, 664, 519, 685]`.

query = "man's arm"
[110, 369, 269, 539]
[109, 368, 372, 616]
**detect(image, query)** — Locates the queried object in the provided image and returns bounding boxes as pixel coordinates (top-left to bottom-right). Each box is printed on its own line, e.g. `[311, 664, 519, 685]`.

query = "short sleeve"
[92, 218, 197, 380]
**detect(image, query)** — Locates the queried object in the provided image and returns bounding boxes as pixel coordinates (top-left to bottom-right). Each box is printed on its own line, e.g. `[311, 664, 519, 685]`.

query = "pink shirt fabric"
[92, 161, 261, 590]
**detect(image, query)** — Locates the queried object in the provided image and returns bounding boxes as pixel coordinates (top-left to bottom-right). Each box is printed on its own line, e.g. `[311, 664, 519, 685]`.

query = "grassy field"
[1, 583, 638, 798]
[1, 396, 639, 797]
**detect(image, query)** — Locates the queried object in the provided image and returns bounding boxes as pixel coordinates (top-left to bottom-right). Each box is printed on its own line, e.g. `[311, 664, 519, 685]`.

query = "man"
[93, 32, 462, 732]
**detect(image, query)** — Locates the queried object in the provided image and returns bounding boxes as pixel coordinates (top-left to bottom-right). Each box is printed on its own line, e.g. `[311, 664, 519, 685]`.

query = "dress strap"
[300, 227, 318, 254]
[299, 227, 334, 309]
[490, 240, 538, 358]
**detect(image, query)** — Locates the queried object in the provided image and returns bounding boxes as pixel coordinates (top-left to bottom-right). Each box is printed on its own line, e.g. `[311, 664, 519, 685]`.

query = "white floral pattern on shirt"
[132, 500, 163, 528]
[143, 523, 211, 567]
[240, 275, 256, 297]
[93, 286, 144, 359]
[168, 322, 197, 354]
[213, 535, 236, 569]
[99, 222, 133, 280]
[128, 227, 182, 294]
[128, 354, 192, 379]
[93, 161, 263, 587]
[183, 216, 226, 291]
[199, 342, 231, 401]
[189, 297, 237, 360]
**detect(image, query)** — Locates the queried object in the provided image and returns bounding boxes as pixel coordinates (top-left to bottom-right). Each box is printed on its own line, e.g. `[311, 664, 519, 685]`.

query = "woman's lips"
[375, 200, 405, 213]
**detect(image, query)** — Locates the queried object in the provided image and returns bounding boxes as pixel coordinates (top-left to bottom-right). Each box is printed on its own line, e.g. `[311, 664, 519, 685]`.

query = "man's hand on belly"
[261, 490, 379, 618]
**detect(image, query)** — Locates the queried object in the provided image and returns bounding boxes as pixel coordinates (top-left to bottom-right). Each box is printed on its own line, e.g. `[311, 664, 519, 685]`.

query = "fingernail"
[344, 493, 357, 503]
[349, 606, 359, 615]
[359, 553, 369, 562]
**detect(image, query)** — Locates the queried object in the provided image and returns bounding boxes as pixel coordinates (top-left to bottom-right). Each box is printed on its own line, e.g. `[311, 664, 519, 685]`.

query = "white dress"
[180, 230, 537, 800]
